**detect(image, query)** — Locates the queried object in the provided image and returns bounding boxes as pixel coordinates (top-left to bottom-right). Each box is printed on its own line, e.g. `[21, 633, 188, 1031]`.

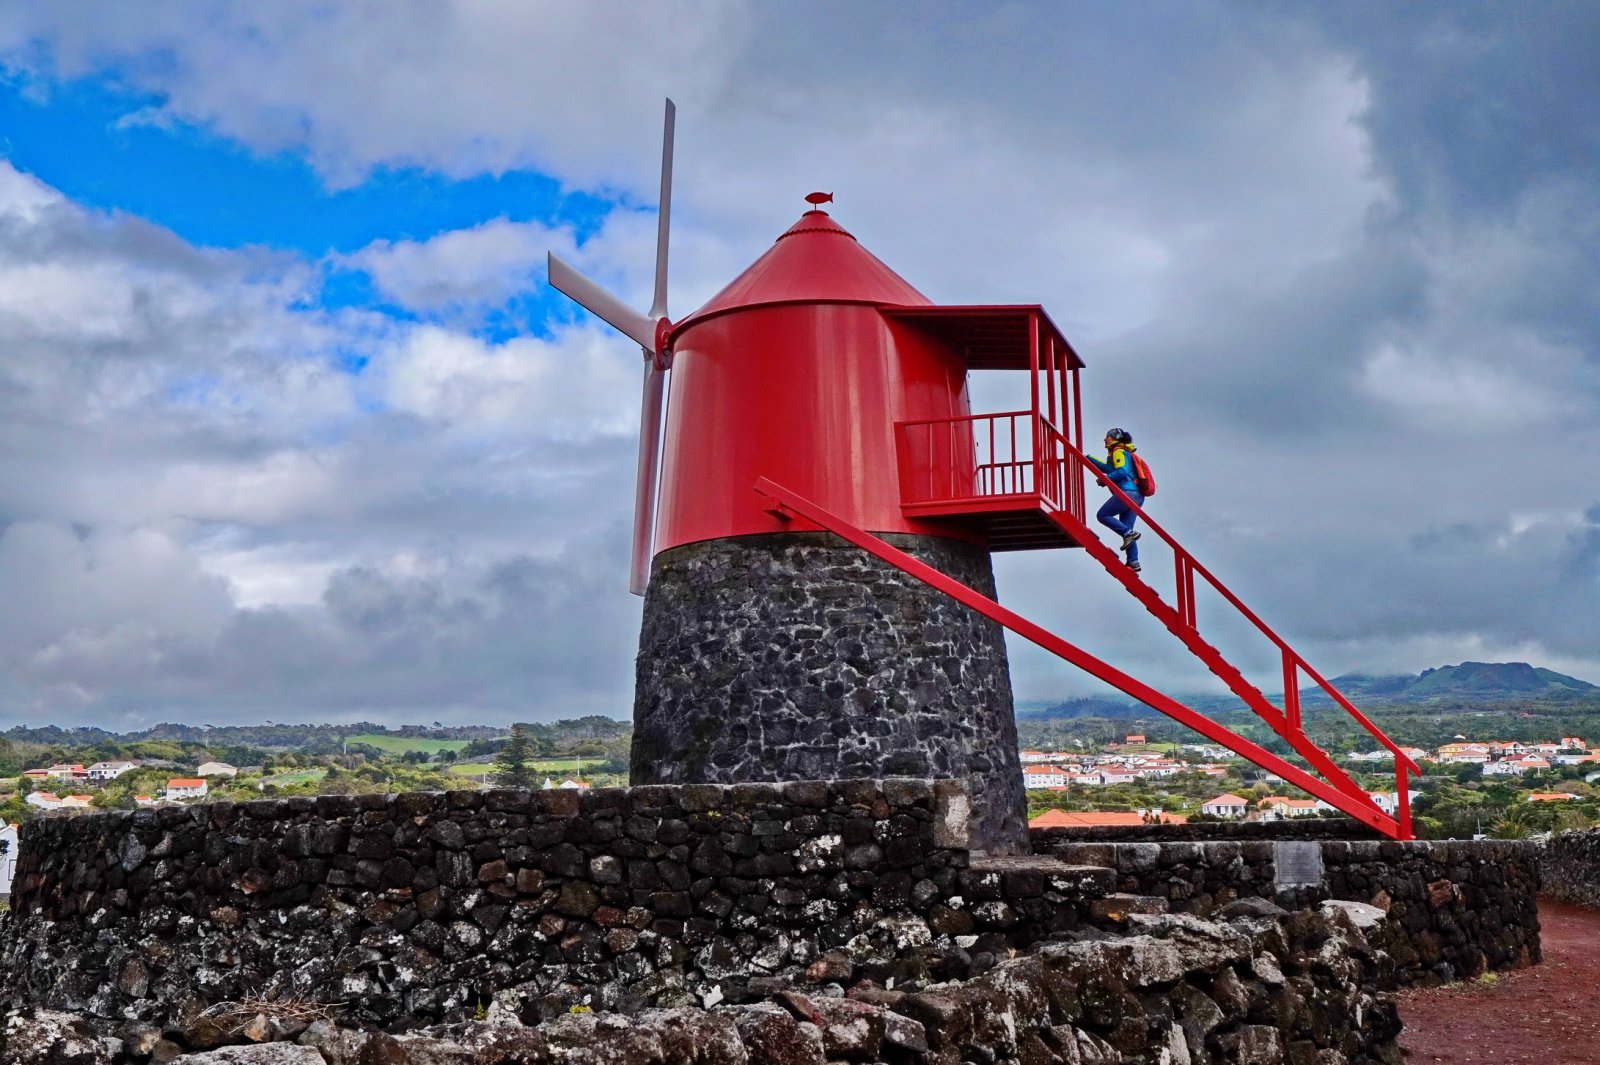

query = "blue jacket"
[1089, 445, 1139, 494]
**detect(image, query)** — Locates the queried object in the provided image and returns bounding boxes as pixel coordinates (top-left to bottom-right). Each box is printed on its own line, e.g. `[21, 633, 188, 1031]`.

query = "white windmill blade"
[630, 98, 676, 596]
[649, 99, 675, 322]
[630, 363, 668, 596]
[547, 252, 659, 352]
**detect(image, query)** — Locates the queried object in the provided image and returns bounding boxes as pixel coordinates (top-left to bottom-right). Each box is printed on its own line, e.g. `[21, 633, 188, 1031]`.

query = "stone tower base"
[632, 531, 1027, 854]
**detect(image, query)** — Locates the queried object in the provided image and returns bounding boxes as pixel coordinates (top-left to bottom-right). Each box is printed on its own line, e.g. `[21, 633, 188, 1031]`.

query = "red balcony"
[897, 410, 1089, 551]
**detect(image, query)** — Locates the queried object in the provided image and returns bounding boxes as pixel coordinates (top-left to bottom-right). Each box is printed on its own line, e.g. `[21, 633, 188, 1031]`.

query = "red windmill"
[550, 102, 1417, 845]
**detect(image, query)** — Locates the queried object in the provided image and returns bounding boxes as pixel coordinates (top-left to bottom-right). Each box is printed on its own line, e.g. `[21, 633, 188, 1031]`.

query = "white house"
[44, 764, 87, 781]
[1022, 766, 1068, 789]
[1368, 792, 1400, 816]
[1134, 761, 1182, 779]
[1482, 759, 1528, 777]
[165, 778, 209, 801]
[196, 762, 238, 778]
[87, 761, 137, 781]
[1259, 796, 1326, 819]
[1440, 750, 1489, 765]
[1200, 793, 1251, 819]
[0, 822, 18, 896]
[25, 791, 62, 810]
[58, 795, 93, 809]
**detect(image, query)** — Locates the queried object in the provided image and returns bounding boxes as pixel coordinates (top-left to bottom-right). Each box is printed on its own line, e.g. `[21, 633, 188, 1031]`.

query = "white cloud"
[376, 323, 638, 438]
[347, 217, 573, 313]
[1358, 343, 1574, 428]
[0, 1, 746, 191]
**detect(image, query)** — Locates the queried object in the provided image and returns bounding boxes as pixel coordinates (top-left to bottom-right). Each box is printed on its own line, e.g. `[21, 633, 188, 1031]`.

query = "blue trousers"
[1097, 490, 1145, 562]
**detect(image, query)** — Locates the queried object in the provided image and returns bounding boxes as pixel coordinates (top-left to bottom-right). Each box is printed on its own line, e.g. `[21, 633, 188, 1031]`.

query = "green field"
[447, 763, 497, 778]
[260, 768, 328, 786]
[447, 758, 593, 779]
[347, 733, 479, 755]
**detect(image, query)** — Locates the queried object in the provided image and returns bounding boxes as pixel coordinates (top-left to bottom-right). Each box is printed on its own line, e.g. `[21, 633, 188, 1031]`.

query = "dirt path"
[1398, 898, 1600, 1064]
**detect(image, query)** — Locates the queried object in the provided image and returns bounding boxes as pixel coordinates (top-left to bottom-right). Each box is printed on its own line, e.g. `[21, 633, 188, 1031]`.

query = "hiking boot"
[1121, 530, 1141, 551]
[1128, 559, 1142, 573]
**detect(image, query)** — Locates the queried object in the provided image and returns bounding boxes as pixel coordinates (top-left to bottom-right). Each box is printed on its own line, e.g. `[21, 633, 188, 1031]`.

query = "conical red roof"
[674, 209, 930, 333]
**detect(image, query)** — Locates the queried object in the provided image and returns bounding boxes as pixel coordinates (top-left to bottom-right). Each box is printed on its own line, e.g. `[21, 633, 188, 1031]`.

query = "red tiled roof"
[1204, 793, 1250, 806]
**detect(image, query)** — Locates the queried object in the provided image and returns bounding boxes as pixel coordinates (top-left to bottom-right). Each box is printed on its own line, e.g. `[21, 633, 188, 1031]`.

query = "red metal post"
[1283, 654, 1301, 731]
[1044, 328, 1058, 426]
[1395, 756, 1413, 839]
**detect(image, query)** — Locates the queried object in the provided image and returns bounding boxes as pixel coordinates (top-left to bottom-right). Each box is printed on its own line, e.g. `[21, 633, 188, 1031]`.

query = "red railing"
[893, 408, 1416, 835]
[896, 410, 1085, 522]
[1050, 437, 1417, 833]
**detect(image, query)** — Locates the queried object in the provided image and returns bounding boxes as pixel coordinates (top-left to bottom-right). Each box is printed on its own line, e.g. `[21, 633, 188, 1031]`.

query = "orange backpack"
[1131, 453, 1156, 497]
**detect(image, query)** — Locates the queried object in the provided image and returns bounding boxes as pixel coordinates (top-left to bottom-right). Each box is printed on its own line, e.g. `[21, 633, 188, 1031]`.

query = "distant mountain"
[1018, 662, 1599, 721]
[1016, 696, 1149, 720]
[1323, 662, 1597, 703]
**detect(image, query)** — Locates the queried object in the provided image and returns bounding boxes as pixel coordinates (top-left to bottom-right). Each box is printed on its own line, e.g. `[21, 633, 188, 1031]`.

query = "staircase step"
[1087, 894, 1170, 923]
[966, 856, 1118, 898]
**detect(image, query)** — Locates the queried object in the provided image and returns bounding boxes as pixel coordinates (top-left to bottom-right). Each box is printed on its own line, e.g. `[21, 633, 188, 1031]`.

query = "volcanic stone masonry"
[0, 784, 1550, 1064]
[1035, 834, 1543, 984]
[633, 532, 1028, 854]
[1539, 826, 1600, 907]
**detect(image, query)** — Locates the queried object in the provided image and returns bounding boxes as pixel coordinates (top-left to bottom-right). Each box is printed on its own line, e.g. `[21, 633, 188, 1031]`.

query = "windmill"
[546, 99, 675, 596]
[544, 102, 1416, 848]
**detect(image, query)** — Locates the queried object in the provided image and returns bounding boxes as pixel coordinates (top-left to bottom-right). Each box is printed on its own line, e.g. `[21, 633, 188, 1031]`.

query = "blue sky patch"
[0, 71, 619, 341]
[0, 73, 615, 254]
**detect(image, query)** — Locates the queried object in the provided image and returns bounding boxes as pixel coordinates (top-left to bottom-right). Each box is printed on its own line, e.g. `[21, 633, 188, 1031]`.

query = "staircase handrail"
[1051, 433, 1420, 777]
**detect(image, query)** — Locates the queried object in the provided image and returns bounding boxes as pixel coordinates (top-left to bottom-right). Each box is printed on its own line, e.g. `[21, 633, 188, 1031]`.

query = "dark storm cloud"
[1314, 2, 1600, 218]
[0, 2, 1596, 726]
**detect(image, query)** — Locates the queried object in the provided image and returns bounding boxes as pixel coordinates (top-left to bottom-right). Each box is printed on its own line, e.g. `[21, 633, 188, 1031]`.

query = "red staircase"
[756, 411, 1419, 839]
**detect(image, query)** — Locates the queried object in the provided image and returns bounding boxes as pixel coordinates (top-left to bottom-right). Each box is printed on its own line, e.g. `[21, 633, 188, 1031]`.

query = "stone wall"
[1032, 817, 1383, 844]
[0, 901, 1411, 1064]
[635, 533, 1026, 853]
[1539, 828, 1600, 907]
[1, 780, 1109, 1032]
[1036, 837, 1541, 985]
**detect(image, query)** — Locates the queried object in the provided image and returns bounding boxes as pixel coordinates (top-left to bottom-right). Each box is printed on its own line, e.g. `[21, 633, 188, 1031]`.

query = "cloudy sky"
[0, 2, 1594, 729]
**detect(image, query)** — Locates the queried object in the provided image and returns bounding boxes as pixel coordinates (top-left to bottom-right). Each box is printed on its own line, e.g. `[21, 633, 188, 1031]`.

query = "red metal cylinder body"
[656, 210, 976, 553]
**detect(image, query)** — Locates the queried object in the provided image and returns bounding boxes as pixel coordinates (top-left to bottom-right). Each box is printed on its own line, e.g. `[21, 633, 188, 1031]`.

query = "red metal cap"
[674, 204, 930, 333]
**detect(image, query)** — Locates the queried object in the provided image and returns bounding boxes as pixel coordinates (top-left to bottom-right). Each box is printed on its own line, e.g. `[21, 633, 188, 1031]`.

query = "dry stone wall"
[1538, 827, 1600, 906]
[1032, 818, 1383, 844]
[0, 900, 1411, 1065]
[0, 780, 1117, 1033]
[1035, 836, 1541, 985]
[0, 785, 1549, 1065]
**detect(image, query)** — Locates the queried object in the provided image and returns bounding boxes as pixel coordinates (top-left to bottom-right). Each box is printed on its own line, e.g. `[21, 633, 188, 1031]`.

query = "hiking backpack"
[1131, 453, 1156, 497]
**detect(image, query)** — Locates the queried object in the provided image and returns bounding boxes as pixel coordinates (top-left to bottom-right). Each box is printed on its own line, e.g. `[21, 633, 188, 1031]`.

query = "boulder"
[170, 1047, 326, 1064]
[0, 1009, 124, 1065]
[724, 1003, 825, 1065]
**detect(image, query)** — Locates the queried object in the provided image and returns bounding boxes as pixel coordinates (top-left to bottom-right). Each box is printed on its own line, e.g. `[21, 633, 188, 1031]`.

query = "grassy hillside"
[347, 734, 476, 755]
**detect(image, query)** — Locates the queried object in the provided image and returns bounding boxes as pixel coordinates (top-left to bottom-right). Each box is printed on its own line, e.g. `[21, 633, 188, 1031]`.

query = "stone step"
[964, 856, 1118, 900]
[1087, 893, 1170, 924]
